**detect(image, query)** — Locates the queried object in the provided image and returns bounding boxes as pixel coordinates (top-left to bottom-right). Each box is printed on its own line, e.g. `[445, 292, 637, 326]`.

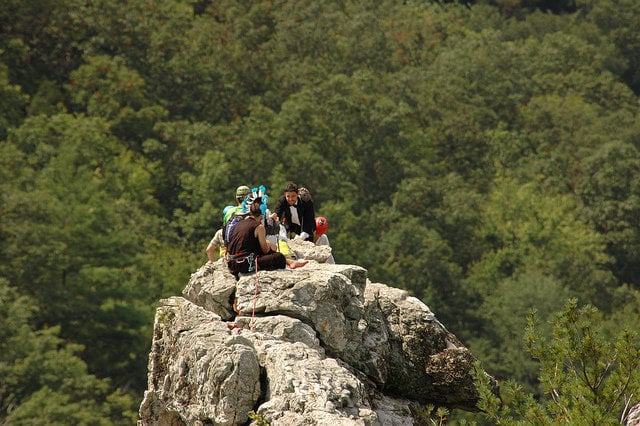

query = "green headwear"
[236, 185, 251, 197]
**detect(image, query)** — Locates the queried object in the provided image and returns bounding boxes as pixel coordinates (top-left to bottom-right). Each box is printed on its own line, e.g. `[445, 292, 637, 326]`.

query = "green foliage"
[0, 280, 137, 424]
[2, 0, 640, 422]
[249, 410, 270, 426]
[176, 149, 233, 241]
[476, 298, 640, 425]
[468, 174, 614, 302]
[585, 0, 640, 92]
[0, 113, 195, 397]
[368, 213, 468, 331]
[0, 61, 28, 140]
[67, 54, 169, 149]
[0, 0, 89, 90]
[468, 270, 570, 394]
[413, 404, 451, 425]
[579, 141, 640, 287]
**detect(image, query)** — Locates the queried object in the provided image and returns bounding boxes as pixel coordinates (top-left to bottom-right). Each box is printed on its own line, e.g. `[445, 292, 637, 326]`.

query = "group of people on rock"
[206, 182, 334, 278]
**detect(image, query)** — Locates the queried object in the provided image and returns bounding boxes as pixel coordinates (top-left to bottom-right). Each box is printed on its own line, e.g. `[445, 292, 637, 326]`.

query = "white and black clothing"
[273, 195, 316, 241]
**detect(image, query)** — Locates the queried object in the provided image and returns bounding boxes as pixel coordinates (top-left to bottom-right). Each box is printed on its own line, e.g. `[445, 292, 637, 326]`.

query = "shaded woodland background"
[2, 0, 640, 423]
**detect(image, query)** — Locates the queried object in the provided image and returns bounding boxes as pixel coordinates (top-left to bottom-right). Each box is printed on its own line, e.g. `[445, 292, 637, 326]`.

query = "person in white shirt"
[271, 182, 316, 241]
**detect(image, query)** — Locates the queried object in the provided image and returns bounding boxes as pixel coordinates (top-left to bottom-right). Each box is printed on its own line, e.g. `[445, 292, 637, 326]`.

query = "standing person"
[271, 182, 316, 241]
[226, 198, 308, 278]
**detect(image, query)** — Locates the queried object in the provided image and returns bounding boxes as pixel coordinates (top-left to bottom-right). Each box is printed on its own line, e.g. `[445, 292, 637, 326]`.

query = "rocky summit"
[138, 240, 497, 425]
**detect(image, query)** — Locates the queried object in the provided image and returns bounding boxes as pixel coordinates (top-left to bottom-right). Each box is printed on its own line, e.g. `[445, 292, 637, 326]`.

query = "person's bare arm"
[205, 242, 217, 261]
[255, 224, 271, 254]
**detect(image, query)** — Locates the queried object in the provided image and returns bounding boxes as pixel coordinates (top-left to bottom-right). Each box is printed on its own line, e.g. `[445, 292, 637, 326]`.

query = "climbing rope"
[251, 257, 259, 332]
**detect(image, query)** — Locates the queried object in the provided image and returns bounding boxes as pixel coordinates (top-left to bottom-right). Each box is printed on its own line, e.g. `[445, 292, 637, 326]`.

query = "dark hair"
[249, 202, 262, 217]
[284, 182, 298, 193]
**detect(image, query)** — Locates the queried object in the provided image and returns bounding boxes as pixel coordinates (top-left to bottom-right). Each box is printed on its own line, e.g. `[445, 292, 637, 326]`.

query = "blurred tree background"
[1, 0, 640, 423]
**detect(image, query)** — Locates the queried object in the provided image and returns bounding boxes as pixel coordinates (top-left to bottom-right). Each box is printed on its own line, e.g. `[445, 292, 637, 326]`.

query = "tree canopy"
[2, 0, 640, 422]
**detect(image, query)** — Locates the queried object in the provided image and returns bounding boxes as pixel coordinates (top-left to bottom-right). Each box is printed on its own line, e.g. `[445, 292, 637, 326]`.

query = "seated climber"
[205, 228, 225, 262]
[204, 185, 252, 262]
[223, 185, 252, 225]
[226, 195, 308, 278]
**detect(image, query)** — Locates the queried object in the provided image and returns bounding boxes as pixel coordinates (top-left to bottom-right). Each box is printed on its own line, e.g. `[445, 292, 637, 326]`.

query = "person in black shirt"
[271, 182, 316, 241]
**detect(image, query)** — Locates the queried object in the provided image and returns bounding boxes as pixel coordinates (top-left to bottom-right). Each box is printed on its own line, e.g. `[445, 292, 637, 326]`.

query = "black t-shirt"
[227, 217, 261, 255]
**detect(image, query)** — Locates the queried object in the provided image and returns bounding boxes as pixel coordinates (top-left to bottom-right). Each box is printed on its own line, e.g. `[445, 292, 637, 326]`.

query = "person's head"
[284, 182, 298, 206]
[315, 217, 328, 236]
[249, 201, 263, 218]
[235, 185, 251, 204]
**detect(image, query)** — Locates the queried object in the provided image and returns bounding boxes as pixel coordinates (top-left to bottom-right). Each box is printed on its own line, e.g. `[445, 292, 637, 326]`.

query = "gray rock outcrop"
[138, 249, 497, 425]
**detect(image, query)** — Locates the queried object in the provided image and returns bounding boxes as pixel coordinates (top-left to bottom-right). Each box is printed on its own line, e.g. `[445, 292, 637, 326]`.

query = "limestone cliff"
[138, 241, 497, 425]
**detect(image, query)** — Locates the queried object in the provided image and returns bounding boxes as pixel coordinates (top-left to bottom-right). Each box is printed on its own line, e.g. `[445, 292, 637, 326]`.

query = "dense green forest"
[2, 0, 640, 423]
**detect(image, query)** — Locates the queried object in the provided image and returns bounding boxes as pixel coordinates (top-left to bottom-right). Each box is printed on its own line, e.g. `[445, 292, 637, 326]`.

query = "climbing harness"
[225, 252, 255, 274]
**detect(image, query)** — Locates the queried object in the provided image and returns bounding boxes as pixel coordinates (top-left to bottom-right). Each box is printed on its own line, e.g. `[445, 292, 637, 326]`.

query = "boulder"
[139, 252, 497, 425]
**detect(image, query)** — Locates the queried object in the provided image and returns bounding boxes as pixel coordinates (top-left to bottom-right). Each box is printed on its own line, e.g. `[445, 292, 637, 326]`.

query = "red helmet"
[315, 216, 328, 236]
